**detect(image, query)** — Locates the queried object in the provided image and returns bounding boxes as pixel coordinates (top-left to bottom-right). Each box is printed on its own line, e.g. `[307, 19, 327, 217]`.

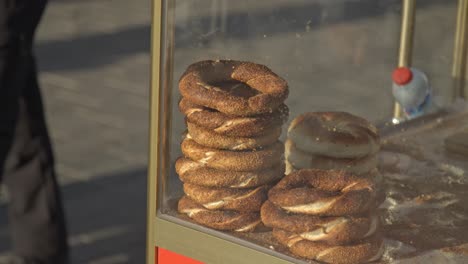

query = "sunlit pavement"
[0, 0, 150, 263]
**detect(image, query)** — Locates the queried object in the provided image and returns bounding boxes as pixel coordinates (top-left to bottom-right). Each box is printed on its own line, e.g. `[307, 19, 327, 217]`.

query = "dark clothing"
[1, 0, 48, 171]
[1, 1, 68, 263]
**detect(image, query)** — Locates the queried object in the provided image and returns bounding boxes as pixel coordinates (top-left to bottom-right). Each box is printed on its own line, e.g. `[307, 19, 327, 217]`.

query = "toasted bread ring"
[288, 112, 380, 158]
[285, 139, 378, 175]
[179, 98, 288, 137]
[273, 229, 384, 264]
[178, 196, 261, 232]
[183, 183, 268, 212]
[261, 201, 379, 244]
[187, 122, 282, 150]
[179, 60, 288, 116]
[268, 169, 378, 216]
[181, 138, 284, 171]
[176, 157, 283, 188]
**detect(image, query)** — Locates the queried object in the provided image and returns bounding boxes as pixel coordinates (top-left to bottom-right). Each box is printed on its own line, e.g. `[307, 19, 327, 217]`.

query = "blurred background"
[1, 0, 150, 263]
[0, 0, 461, 263]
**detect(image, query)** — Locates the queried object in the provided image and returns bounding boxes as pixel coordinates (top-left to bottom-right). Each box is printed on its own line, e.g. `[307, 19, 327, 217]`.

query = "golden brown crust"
[273, 229, 384, 264]
[261, 201, 380, 244]
[176, 157, 284, 188]
[183, 183, 268, 212]
[187, 122, 282, 150]
[178, 196, 261, 232]
[181, 138, 284, 171]
[179, 60, 288, 116]
[268, 169, 378, 216]
[179, 98, 288, 137]
[285, 139, 378, 175]
[288, 112, 380, 158]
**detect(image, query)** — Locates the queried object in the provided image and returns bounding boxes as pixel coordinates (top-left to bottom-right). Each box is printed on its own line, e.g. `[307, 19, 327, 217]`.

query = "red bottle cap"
[392, 67, 413, 85]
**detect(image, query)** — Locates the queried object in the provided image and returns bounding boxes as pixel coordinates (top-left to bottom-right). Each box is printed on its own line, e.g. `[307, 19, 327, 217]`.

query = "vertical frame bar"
[159, 0, 176, 215]
[147, 0, 162, 263]
[394, 0, 416, 120]
[452, 0, 468, 100]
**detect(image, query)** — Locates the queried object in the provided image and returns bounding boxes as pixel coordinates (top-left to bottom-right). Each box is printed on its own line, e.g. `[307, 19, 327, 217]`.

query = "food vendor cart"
[146, 0, 468, 263]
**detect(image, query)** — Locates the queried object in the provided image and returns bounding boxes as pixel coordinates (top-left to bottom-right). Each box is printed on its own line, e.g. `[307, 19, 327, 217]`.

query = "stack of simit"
[262, 112, 385, 263]
[177, 60, 289, 232]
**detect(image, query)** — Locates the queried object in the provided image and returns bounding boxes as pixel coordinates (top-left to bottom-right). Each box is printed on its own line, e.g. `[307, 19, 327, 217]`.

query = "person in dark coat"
[0, 1, 68, 263]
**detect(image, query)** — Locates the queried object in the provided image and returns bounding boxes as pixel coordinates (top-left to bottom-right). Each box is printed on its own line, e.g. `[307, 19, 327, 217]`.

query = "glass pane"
[157, 0, 468, 263]
[412, 0, 457, 107]
[172, 0, 401, 122]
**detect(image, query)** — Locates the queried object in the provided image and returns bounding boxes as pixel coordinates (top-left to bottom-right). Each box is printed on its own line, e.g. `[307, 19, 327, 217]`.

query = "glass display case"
[147, 0, 468, 263]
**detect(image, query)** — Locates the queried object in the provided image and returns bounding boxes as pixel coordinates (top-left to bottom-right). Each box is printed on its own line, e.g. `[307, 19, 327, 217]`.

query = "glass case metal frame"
[146, 0, 468, 263]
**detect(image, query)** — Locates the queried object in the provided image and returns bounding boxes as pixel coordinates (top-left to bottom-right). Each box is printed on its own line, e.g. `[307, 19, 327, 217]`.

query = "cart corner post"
[147, 0, 163, 263]
[452, 0, 468, 100]
[394, 0, 416, 120]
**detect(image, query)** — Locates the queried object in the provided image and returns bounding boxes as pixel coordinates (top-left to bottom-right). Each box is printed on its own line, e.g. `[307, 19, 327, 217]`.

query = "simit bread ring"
[273, 229, 384, 264]
[176, 157, 283, 188]
[187, 122, 282, 150]
[179, 60, 289, 116]
[179, 97, 288, 137]
[261, 201, 379, 245]
[178, 196, 261, 232]
[285, 139, 378, 175]
[181, 138, 284, 171]
[183, 183, 268, 212]
[288, 112, 380, 158]
[268, 169, 378, 216]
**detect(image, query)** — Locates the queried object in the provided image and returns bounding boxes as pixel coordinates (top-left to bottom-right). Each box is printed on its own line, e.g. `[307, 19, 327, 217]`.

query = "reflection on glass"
[155, 1, 468, 263]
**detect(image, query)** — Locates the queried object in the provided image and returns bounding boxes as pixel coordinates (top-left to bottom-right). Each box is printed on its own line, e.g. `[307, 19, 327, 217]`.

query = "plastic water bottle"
[392, 67, 432, 121]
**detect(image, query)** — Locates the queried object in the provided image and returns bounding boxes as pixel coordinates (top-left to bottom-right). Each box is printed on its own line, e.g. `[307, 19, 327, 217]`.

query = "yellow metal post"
[147, 0, 162, 263]
[452, 0, 468, 99]
[160, 0, 176, 217]
[394, 0, 416, 121]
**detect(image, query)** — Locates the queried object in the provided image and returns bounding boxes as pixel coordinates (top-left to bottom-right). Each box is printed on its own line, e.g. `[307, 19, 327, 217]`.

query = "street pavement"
[1, 0, 150, 263]
[0, 0, 460, 263]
